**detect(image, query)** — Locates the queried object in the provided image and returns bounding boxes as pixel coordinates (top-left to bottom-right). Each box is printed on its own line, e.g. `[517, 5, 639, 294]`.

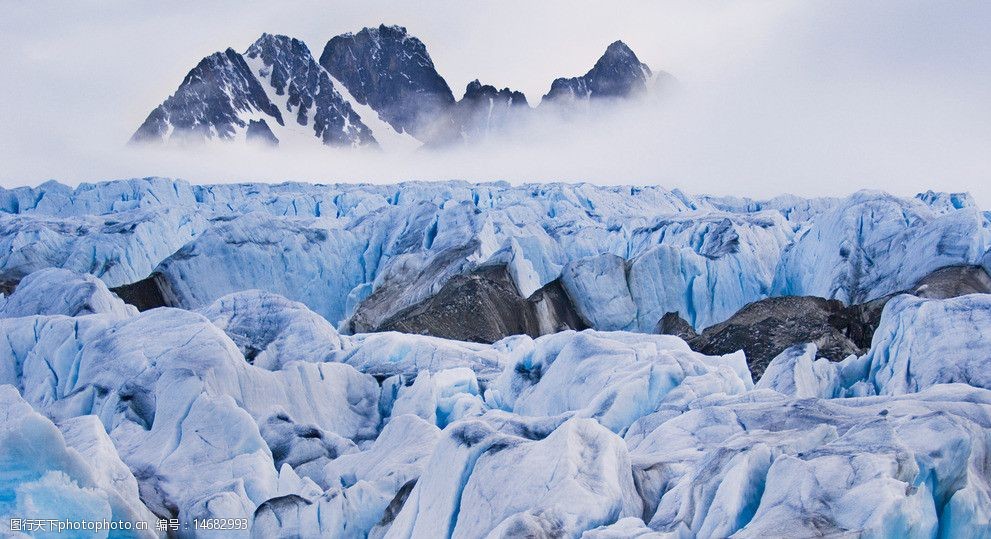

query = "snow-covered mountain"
[131, 25, 671, 148]
[130, 48, 285, 144]
[3, 178, 991, 537]
[131, 34, 376, 148]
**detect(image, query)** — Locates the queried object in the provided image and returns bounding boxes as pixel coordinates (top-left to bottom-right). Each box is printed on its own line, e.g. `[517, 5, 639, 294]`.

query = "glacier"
[2, 177, 991, 537]
[772, 191, 991, 303]
[7, 178, 985, 336]
[627, 384, 991, 538]
[0, 267, 136, 319]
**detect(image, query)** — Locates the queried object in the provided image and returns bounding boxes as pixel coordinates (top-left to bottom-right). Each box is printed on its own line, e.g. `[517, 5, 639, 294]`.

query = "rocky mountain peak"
[462, 80, 529, 107]
[319, 25, 455, 139]
[542, 40, 654, 104]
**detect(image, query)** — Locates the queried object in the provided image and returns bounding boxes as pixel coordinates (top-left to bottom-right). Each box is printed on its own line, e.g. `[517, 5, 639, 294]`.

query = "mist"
[1, 1, 989, 206]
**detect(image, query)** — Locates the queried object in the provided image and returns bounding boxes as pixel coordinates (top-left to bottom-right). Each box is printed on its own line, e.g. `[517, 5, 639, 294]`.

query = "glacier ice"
[3, 179, 988, 337]
[0, 268, 136, 319]
[329, 331, 508, 380]
[756, 293, 991, 400]
[628, 385, 991, 537]
[772, 191, 991, 304]
[154, 212, 367, 322]
[386, 368, 486, 428]
[199, 289, 343, 370]
[251, 416, 440, 538]
[581, 517, 664, 538]
[486, 330, 752, 434]
[0, 386, 159, 538]
[385, 416, 641, 538]
[0, 307, 381, 528]
[0, 178, 990, 537]
[863, 294, 991, 394]
[560, 254, 637, 331]
[753, 343, 843, 399]
[0, 207, 207, 288]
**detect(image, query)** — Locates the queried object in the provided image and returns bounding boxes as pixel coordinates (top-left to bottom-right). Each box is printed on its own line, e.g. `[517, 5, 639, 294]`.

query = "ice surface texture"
[6, 179, 987, 337]
[1, 178, 991, 537]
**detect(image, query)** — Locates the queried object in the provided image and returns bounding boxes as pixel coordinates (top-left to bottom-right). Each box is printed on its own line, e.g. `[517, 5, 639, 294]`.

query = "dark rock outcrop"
[654, 312, 698, 342]
[110, 274, 174, 311]
[319, 25, 455, 140]
[684, 296, 862, 380]
[528, 278, 587, 335]
[844, 264, 991, 348]
[346, 241, 482, 335]
[0, 280, 16, 297]
[367, 265, 585, 344]
[376, 265, 538, 343]
[365, 262, 991, 353]
[662, 264, 991, 380]
[911, 264, 991, 299]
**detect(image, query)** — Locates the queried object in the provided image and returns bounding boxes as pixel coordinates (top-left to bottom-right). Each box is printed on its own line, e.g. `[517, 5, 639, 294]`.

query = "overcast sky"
[1, 1, 989, 205]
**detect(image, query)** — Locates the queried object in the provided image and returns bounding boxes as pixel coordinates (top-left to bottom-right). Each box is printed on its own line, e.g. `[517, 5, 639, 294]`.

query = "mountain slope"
[542, 40, 659, 104]
[131, 48, 283, 144]
[132, 26, 672, 149]
[319, 24, 455, 141]
[131, 35, 376, 148]
[245, 33, 376, 147]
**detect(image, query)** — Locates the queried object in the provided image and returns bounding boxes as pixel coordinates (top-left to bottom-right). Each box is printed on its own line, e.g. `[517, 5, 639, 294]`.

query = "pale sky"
[1, 1, 989, 205]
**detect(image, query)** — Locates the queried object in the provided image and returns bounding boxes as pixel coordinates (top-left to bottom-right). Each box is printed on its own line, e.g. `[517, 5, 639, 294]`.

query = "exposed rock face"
[245, 33, 375, 147]
[109, 273, 173, 311]
[344, 240, 483, 335]
[665, 264, 991, 380]
[462, 80, 528, 109]
[911, 263, 991, 298]
[654, 311, 698, 342]
[447, 80, 530, 144]
[319, 24, 455, 140]
[132, 29, 672, 149]
[377, 265, 537, 342]
[131, 48, 283, 144]
[542, 41, 655, 104]
[686, 296, 862, 380]
[843, 264, 991, 349]
[373, 265, 585, 343]
[246, 119, 279, 146]
[527, 278, 588, 335]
